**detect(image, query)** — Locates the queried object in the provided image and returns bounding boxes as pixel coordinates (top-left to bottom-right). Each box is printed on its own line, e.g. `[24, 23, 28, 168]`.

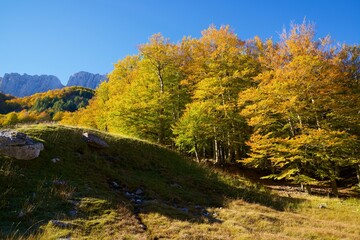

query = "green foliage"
[29, 87, 94, 114]
[0, 93, 21, 114]
[0, 87, 95, 126]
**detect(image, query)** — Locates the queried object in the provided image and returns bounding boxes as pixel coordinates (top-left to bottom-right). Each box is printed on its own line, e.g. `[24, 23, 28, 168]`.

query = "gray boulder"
[82, 132, 109, 148]
[0, 130, 44, 160]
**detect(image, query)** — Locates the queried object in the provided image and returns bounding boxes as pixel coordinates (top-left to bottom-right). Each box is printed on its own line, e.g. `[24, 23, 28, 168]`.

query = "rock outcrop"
[82, 132, 109, 149]
[0, 73, 64, 97]
[67, 71, 107, 89]
[0, 130, 44, 160]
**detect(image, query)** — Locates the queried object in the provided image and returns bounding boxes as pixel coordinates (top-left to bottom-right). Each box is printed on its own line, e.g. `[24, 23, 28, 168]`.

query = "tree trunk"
[355, 163, 360, 187]
[214, 137, 219, 163]
[330, 179, 339, 197]
[194, 145, 200, 162]
[301, 183, 312, 194]
[297, 114, 303, 128]
[157, 66, 165, 144]
[288, 118, 295, 137]
[311, 98, 321, 130]
[157, 68, 164, 94]
[158, 109, 165, 144]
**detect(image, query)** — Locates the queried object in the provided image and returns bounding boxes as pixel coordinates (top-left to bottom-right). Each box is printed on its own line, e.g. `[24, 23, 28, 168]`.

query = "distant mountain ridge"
[0, 73, 63, 97]
[67, 71, 107, 89]
[0, 72, 107, 97]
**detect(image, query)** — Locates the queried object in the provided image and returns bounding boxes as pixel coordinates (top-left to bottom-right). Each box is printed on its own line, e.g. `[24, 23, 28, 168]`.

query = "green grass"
[0, 124, 359, 239]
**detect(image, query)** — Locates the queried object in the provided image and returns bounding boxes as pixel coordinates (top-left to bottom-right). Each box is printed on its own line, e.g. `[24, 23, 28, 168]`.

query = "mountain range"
[0, 71, 107, 97]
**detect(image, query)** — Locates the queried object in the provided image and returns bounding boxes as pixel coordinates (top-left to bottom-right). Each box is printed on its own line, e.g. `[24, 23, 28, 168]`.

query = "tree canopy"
[61, 22, 360, 194]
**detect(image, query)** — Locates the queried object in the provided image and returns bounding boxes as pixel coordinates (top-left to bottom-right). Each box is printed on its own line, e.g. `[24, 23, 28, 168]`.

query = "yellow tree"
[174, 26, 258, 163]
[240, 22, 360, 195]
[92, 35, 189, 144]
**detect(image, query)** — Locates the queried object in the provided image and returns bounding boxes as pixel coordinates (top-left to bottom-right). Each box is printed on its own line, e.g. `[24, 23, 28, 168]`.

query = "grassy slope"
[0, 124, 359, 239]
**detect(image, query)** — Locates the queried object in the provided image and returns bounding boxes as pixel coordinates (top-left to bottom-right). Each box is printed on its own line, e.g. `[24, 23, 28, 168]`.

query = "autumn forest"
[47, 22, 357, 196]
[1, 22, 359, 197]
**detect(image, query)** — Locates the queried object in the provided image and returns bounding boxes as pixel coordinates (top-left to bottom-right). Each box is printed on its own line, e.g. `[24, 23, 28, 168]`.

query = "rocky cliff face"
[67, 71, 107, 89]
[0, 73, 64, 97]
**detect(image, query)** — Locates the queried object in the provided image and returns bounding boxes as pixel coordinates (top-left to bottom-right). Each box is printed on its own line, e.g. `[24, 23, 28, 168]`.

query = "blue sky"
[0, 0, 359, 85]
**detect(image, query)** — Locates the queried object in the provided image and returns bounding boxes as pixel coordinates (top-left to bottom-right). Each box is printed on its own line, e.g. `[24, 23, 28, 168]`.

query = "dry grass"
[137, 195, 360, 240]
[1, 124, 359, 240]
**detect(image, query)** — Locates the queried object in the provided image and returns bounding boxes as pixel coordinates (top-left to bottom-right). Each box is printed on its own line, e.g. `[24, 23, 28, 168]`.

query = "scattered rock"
[51, 157, 61, 163]
[111, 181, 120, 189]
[53, 180, 67, 185]
[124, 191, 132, 197]
[82, 132, 109, 149]
[50, 220, 76, 229]
[67, 200, 79, 206]
[202, 211, 210, 217]
[170, 183, 182, 188]
[319, 203, 327, 209]
[68, 210, 77, 217]
[17, 210, 25, 218]
[139, 223, 147, 230]
[135, 188, 144, 195]
[180, 207, 189, 213]
[0, 130, 44, 160]
[107, 179, 124, 191]
[57, 237, 71, 240]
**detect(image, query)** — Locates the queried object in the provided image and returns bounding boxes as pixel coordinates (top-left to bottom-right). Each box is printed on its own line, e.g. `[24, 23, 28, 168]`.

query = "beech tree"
[239, 22, 360, 195]
[173, 26, 258, 163]
[79, 35, 189, 144]
[59, 23, 360, 189]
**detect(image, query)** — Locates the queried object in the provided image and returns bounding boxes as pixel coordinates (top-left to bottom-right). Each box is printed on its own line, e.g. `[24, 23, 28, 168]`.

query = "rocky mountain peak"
[0, 73, 64, 97]
[67, 71, 107, 89]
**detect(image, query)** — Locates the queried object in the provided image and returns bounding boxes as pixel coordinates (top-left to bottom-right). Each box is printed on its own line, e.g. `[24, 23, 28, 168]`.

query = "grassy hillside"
[0, 124, 359, 239]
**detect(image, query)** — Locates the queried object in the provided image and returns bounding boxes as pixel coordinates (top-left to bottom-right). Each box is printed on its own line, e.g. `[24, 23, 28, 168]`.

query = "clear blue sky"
[0, 0, 359, 85]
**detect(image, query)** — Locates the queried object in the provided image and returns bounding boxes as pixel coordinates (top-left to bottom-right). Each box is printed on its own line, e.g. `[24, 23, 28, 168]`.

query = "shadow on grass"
[0, 125, 305, 238]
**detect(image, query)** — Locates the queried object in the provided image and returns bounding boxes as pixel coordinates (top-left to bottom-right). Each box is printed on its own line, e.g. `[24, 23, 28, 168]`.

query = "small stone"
[18, 210, 25, 218]
[124, 192, 132, 197]
[180, 207, 189, 213]
[69, 210, 77, 217]
[82, 132, 109, 149]
[51, 157, 61, 163]
[319, 203, 327, 209]
[67, 200, 79, 206]
[135, 188, 143, 195]
[139, 223, 147, 230]
[170, 183, 182, 188]
[110, 181, 120, 189]
[53, 180, 67, 185]
[50, 220, 75, 229]
[202, 211, 210, 217]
